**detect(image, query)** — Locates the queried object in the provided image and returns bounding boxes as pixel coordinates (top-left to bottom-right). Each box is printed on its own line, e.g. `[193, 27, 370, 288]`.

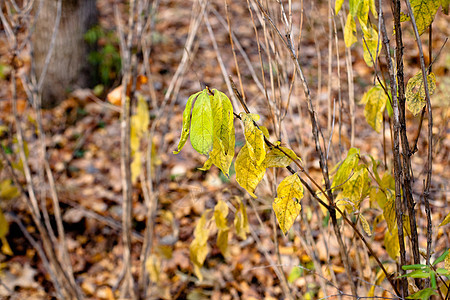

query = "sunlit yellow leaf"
[361, 25, 379, 67]
[190, 90, 213, 155]
[217, 229, 230, 258]
[342, 166, 369, 208]
[361, 84, 388, 132]
[409, 0, 441, 35]
[240, 113, 266, 166]
[264, 147, 300, 168]
[273, 173, 303, 235]
[335, 0, 344, 14]
[439, 212, 450, 227]
[189, 210, 211, 281]
[406, 71, 436, 115]
[212, 89, 235, 155]
[384, 227, 400, 259]
[174, 91, 201, 154]
[368, 268, 387, 297]
[359, 213, 372, 236]
[259, 126, 270, 139]
[332, 148, 360, 188]
[235, 145, 266, 198]
[344, 13, 357, 47]
[349, 0, 360, 16]
[369, 0, 378, 18]
[0, 179, 20, 200]
[357, 0, 370, 25]
[1, 237, 12, 256]
[130, 96, 149, 183]
[234, 197, 250, 240]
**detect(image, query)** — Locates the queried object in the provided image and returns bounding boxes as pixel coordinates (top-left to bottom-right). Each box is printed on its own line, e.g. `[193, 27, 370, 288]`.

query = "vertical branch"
[403, 0, 434, 270]
[379, 2, 407, 296]
[391, 0, 421, 267]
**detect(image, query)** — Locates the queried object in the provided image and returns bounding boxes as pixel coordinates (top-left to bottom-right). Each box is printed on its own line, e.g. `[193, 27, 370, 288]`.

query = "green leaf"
[433, 249, 449, 265]
[402, 264, 427, 270]
[288, 267, 302, 283]
[344, 13, 357, 47]
[240, 113, 266, 166]
[200, 90, 235, 176]
[189, 210, 211, 281]
[273, 173, 303, 234]
[235, 144, 266, 198]
[409, 0, 441, 35]
[361, 84, 388, 132]
[335, 0, 344, 14]
[234, 197, 250, 240]
[439, 212, 450, 227]
[174, 91, 201, 154]
[406, 288, 438, 299]
[406, 71, 436, 115]
[361, 25, 379, 67]
[190, 91, 214, 155]
[332, 148, 360, 188]
[264, 147, 299, 168]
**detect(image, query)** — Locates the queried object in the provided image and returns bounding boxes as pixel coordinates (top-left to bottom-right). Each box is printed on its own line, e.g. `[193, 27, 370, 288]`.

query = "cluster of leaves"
[84, 25, 121, 87]
[189, 197, 250, 280]
[400, 250, 450, 299]
[174, 88, 303, 237]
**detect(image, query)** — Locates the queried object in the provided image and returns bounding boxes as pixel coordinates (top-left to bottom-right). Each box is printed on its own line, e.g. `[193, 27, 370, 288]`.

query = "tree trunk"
[33, 0, 98, 108]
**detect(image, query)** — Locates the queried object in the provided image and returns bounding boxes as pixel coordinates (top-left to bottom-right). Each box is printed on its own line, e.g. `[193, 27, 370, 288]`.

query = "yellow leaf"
[201, 90, 235, 176]
[0, 179, 20, 200]
[439, 212, 450, 227]
[214, 200, 229, 231]
[240, 113, 266, 166]
[409, 0, 441, 35]
[359, 213, 372, 236]
[369, 0, 377, 18]
[131, 150, 142, 184]
[357, 0, 370, 25]
[217, 229, 230, 258]
[361, 84, 388, 133]
[384, 228, 400, 259]
[342, 166, 369, 208]
[335, 0, 344, 14]
[0, 209, 8, 238]
[344, 13, 357, 48]
[1, 237, 12, 256]
[273, 173, 303, 235]
[174, 91, 201, 154]
[368, 268, 387, 297]
[145, 254, 161, 283]
[189, 210, 211, 281]
[361, 25, 379, 67]
[190, 90, 213, 155]
[235, 145, 266, 198]
[132, 95, 149, 135]
[234, 197, 250, 240]
[264, 147, 299, 168]
[332, 148, 360, 188]
[383, 194, 396, 233]
[406, 71, 436, 115]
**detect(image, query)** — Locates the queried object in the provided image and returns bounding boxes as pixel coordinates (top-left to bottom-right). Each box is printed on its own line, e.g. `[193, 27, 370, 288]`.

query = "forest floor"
[0, 0, 449, 299]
